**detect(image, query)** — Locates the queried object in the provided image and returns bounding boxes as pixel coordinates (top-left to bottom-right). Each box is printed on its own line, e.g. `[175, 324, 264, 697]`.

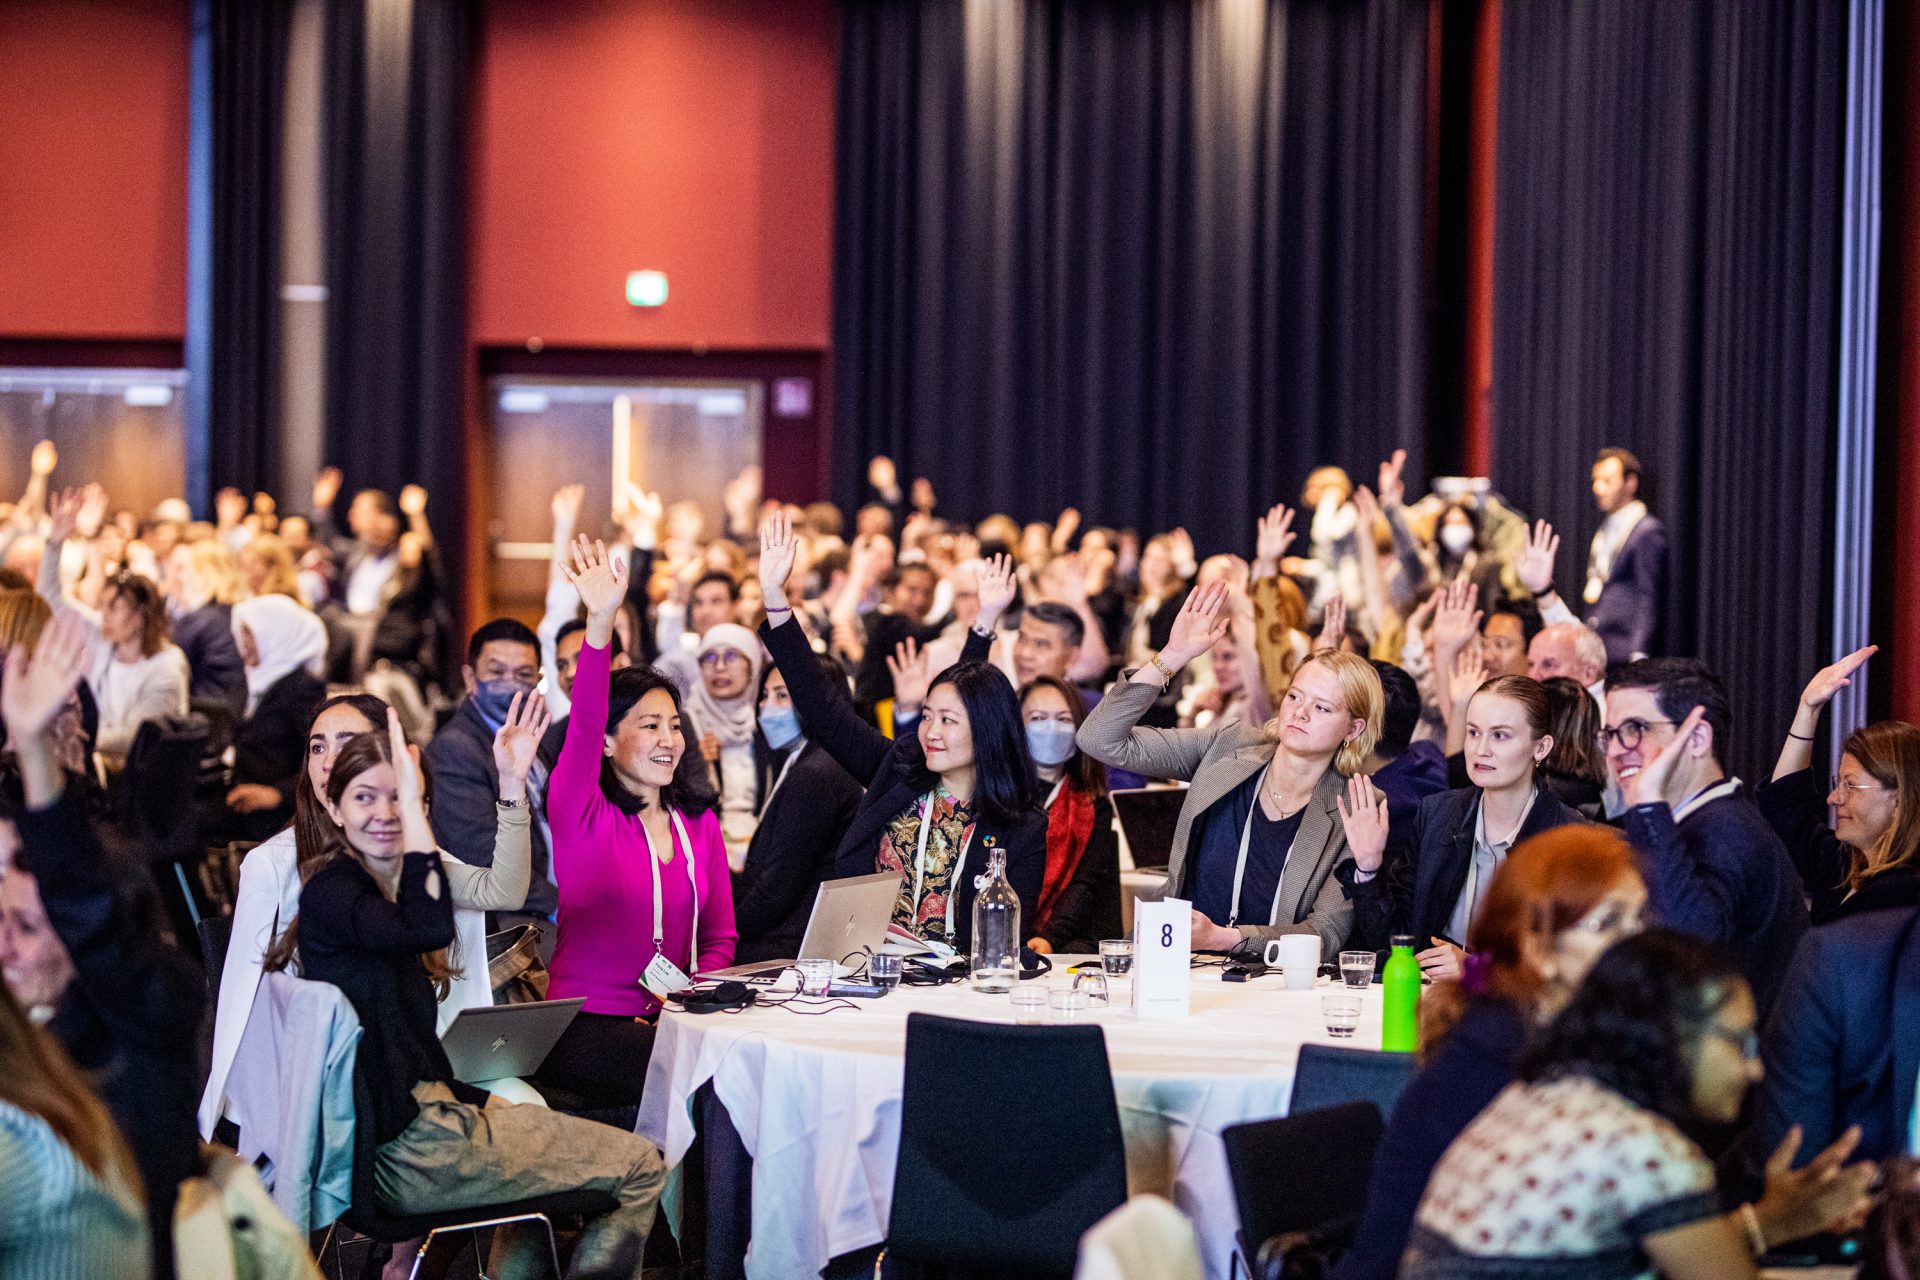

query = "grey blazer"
[1077, 678, 1354, 961]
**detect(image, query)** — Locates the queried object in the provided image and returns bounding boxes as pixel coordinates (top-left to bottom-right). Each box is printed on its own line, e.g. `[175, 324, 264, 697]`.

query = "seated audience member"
[1337, 826, 1648, 1280]
[758, 513, 1044, 951]
[200, 691, 538, 1137]
[0, 981, 148, 1278]
[1529, 619, 1608, 704]
[536, 538, 735, 1109]
[654, 570, 740, 697]
[1122, 533, 1196, 727]
[166, 537, 248, 721]
[213, 593, 328, 840]
[1079, 582, 1384, 962]
[85, 572, 190, 772]
[1347, 676, 1587, 974]
[1363, 660, 1449, 833]
[538, 618, 629, 764]
[1608, 658, 1810, 1017]
[1013, 600, 1088, 690]
[1757, 903, 1920, 1165]
[1019, 675, 1122, 955]
[1762, 646, 1920, 922]
[684, 622, 764, 870]
[1477, 600, 1540, 680]
[1403, 930, 1873, 1280]
[425, 618, 556, 926]
[236, 531, 306, 604]
[289, 713, 665, 1277]
[1539, 675, 1609, 817]
[0, 614, 202, 1279]
[731, 654, 865, 965]
[852, 561, 941, 718]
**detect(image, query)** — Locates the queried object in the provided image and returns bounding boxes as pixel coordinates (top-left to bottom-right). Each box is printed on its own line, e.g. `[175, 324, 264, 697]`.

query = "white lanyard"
[644, 809, 699, 961]
[1225, 787, 1308, 929]
[1043, 778, 1065, 813]
[761, 743, 805, 815]
[911, 790, 976, 943]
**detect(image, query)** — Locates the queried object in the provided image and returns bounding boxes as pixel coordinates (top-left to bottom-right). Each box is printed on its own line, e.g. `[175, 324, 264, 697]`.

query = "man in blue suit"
[1584, 447, 1668, 664]
[1757, 907, 1920, 1163]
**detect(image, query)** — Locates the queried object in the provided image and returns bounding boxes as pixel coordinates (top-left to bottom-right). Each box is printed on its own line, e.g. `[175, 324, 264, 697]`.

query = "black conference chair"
[878, 1012, 1128, 1278]
[1223, 1101, 1384, 1280]
[196, 914, 231, 1004]
[1288, 1043, 1416, 1122]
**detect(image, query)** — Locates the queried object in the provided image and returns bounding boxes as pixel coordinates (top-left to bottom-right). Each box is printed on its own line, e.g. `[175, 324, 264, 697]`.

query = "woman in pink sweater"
[534, 535, 737, 1110]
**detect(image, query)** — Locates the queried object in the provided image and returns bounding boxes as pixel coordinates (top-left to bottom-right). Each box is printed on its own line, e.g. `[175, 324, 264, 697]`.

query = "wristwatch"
[496, 796, 522, 810]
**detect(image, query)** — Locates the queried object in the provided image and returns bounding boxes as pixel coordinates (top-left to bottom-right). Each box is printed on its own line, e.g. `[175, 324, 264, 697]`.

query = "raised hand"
[1162, 580, 1231, 668]
[758, 509, 799, 614]
[29, 440, 58, 478]
[1168, 528, 1197, 580]
[386, 706, 437, 872]
[887, 636, 934, 715]
[1799, 646, 1876, 712]
[0, 611, 91, 742]
[312, 466, 343, 511]
[1316, 596, 1349, 653]
[561, 534, 629, 636]
[1040, 552, 1090, 607]
[1376, 449, 1407, 508]
[1429, 578, 1483, 662]
[1516, 519, 1561, 596]
[550, 483, 585, 531]
[1621, 705, 1706, 808]
[491, 689, 552, 798]
[975, 553, 1017, 631]
[45, 487, 84, 545]
[79, 484, 112, 535]
[1336, 774, 1392, 873]
[1253, 503, 1297, 575]
[1050, 506, 1081, 554]
[867, 454, 898, 494]
[398, 484, 428, 518]
[1448, 642, 1489, 709]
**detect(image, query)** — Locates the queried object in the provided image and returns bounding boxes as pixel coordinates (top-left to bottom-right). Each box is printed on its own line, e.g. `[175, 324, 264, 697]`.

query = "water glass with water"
[796, 957, 834, 997]
[1322, 994, 1363, 1038]
[869, 953, 902, 992]
[1339, 951, 1377, 990]
[1098, 938, 1134, 976]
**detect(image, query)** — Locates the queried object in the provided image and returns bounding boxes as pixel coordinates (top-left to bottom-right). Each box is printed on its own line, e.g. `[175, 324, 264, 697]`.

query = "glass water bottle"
[970, 845, 1020, 993]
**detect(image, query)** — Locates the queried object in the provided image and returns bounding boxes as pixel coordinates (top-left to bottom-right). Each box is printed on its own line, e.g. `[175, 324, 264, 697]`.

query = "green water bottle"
[1381, 934, 1420, 1052]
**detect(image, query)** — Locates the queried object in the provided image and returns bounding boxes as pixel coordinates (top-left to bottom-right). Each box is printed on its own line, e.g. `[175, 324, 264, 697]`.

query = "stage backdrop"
[1490, 0, 1846, 780]
[832, 0, 1431, 554]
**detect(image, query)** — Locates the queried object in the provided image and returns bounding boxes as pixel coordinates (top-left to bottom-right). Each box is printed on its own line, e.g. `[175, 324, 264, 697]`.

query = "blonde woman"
[1078, 580, 1388, 962]
[165, 538, 247, 718]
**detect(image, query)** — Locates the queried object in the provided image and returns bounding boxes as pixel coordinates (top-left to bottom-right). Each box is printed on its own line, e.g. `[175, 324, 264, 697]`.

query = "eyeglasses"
[1830, 774, 1888, 795]
[1576, 902, 1645, 937]
[1598, 718, 1677, 751]
[1704, 1024, 1760, 1062]
[699, 650, 748, 669]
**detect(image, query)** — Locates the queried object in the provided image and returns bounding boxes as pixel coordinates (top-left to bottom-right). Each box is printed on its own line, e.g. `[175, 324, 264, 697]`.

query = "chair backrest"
[1288, 1043, 1416, 1121]
[888, 1012, 1129, 1275]
[1222, 1101, 1383, 1252]
[111, 712, 211, 861]
[197, 914, 232, 1002]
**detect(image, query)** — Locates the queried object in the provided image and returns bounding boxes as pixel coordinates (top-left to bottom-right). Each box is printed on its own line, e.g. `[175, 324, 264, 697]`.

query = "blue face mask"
[472, 678, 535, 729]
[760, 706, 803, 751]
[1026, 720, 1077, 767]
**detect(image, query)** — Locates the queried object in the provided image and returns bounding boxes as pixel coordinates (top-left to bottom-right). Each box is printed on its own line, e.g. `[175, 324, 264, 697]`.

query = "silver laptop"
[439, 997, 586, 1084]
[699, 871, 903, 983]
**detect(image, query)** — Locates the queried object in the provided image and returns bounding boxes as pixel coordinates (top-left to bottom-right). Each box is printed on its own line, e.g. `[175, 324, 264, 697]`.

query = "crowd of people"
[0, 435, 1915, 1280]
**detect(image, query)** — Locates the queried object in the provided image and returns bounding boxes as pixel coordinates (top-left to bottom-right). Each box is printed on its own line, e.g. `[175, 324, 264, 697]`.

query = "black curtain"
[204, 0, 293, 498]
[832, 0, 1430, 554]
[323, 0, 470, 602]
[1491, 0, 1845, 780]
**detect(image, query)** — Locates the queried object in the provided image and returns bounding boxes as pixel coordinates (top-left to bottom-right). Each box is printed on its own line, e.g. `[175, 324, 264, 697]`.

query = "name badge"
[641, 953, 693, 1001]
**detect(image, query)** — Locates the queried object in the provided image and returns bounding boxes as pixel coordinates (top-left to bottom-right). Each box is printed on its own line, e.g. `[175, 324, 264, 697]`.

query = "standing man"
[1584, 447, 1668, 664]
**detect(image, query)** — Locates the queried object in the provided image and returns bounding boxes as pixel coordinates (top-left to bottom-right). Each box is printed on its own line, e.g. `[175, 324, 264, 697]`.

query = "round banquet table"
[636, 963, 1388, 1280]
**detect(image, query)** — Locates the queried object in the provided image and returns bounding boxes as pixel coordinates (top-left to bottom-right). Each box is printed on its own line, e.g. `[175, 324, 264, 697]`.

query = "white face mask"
[1025, 721, 1077, 767]
[1439, 524, 1474, 556]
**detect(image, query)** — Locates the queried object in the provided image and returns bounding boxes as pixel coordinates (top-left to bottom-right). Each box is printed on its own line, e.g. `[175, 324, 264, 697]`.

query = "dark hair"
[352, 488, 396, 517]
[803, 502, 844, 539]
[601, 665, 715, 815]
[1019, 675, 1106, 799]
[1521, 929, 1746, 1125]
[555, 617, 622, 660]
[1370, 661, 1421, 759]
[1541, 677, 1607, 785]
[0, 567, 30, 591]
[1485, 598, 1544, 646]
[102, 572, 169, 657]
[466, 617, 540, 668]
[758, 650, 849, 708]
[812, 547, 850, 580]
[1470, 674, 1551, 740]
[1609, 657, 1733, 763]
[293, 693, 393, 879]
[916, 661, 1040, 825]
[881, 563, 935, 593]
[1022, 601, 1085, 651]
[1595, 447, 1644, 483]
[692, 571, 740, 603]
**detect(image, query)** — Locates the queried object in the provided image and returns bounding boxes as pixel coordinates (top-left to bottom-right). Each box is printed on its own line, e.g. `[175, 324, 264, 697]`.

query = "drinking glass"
[1339, 951, 1377, 990]
[1098, 939, 1134, 976]
[1322, 994, 1363, 1039]
[1048, 989, 1092, 1022]
[1070, 966, 1110, 1006]
[1009, 988, 1049, 1025]
[869, 953, 903, 992]
[796, 957, 834, 997]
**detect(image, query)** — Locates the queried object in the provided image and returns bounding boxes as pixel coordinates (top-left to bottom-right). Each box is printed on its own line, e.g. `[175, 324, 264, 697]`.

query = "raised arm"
[442, 690, 548, 912]
[1077, 581, 1233, 780]
[1774, 647, 1874, 782]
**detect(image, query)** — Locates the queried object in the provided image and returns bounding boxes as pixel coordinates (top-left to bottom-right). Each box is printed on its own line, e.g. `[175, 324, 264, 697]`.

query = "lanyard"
[1226, 787, 1309, 929]
[1043, 778, 1065, 813]
[644, 809, 699, 962]
[911, 790, 977, 943]
[761, 743, 805, 815]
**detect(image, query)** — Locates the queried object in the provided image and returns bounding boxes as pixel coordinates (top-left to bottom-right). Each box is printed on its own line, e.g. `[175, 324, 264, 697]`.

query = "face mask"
[1439, 524, 1474, 556]
[472, 678, 534, 727]
[760, 706, 803, 751]
[1026, 721, 1078, 767]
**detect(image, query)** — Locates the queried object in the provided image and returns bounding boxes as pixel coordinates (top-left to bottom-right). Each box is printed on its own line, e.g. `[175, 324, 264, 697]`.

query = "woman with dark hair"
[199, 689, 542, 1138]
[85, 572, 189, 771]
[1404, 930, 1874, 1280]
[536, 537, 735, 1109]
[758, 512, 1045, 951]
[1764, 647, 1920, 922]
[730, 654, 864, 965]
[1019, 675, 1121, 955]
[294, 714, 666, 1279]
[1538, 674, 1608, 817]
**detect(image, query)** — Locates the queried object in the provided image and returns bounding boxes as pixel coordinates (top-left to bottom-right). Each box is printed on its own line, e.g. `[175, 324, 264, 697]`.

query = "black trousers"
[531, 1011, 657, 1110]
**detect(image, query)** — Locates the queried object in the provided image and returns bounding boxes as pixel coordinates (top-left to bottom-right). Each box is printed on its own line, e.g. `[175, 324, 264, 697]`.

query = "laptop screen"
[1109, 786, 1185, 872]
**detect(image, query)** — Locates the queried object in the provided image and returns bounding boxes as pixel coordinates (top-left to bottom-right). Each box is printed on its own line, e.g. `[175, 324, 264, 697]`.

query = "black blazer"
[229, 668, 326, 831]
[1345, 782, 1587, 955]
[1756, 906, 1920, 1163]
[1034, 792, 1123, 955]
[732, 740, 866, 964]
[760, 617, 1047, 948]
[173, 601, 247, 722]
[1585, 513, 1668, 665]
[1757, 769, 1920, 925]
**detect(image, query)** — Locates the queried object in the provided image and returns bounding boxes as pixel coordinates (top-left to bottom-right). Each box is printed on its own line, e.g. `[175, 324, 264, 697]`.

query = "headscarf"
[686, 622, 763, 748]
[230, 593, 327, 715]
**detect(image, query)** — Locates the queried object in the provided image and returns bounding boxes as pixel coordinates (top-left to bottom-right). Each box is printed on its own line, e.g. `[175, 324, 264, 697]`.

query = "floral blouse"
[877, 788, 976, 941]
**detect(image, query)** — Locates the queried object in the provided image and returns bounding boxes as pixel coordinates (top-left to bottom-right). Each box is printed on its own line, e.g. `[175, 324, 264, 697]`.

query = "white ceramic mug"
[1263, 934, 1322, 990]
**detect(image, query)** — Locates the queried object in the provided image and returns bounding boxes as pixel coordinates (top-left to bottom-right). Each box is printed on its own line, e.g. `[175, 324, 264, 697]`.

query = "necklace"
[1263, 779, 1309, 819]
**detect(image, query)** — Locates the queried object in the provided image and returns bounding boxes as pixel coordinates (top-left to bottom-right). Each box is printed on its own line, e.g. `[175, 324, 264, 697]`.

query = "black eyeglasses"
[1598, 718, 1677, 751]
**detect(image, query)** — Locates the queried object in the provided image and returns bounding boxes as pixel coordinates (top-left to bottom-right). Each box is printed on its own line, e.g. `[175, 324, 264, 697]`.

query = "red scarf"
[1036, 782, 1097, 931]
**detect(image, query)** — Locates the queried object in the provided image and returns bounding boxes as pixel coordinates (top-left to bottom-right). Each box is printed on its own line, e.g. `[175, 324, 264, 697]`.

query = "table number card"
[1132, 895, 1191, 1019]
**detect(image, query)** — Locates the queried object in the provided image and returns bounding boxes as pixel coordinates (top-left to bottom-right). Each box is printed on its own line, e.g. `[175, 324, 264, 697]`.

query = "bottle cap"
[1390, 934, 1416, 950]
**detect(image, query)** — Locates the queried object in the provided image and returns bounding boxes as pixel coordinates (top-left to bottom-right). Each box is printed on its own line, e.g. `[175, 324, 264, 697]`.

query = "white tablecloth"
[637, 965, 1385, 1280]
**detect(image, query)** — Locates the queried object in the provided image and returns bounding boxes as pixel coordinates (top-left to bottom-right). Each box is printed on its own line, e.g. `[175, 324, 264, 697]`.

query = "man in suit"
[1584, 447, 1668, 664]
[1756, 906, 1920, 1164]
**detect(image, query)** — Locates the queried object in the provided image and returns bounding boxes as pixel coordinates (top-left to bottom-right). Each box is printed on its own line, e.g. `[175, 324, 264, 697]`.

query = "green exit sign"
[626, 270, 668, 307]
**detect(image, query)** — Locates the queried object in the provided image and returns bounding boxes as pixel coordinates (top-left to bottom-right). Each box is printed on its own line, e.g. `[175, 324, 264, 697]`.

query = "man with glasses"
[1604, 657, 1809, 1017]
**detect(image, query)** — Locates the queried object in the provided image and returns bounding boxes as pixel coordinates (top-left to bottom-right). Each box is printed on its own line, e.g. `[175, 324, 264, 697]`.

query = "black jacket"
[761, 617, 1047, 949]
[227, 668, 326, 837]
[1585, 513, 1668, 665]
[173, 601, 247, 722]
[1756, 769, 1920, 925]
[1756, 906, 1920, 1163]
[731, 740, 866, 964]
[425, 698, 553, 918]
[1344, 783, 1587, 955]
[1033, 792, 1123, 955]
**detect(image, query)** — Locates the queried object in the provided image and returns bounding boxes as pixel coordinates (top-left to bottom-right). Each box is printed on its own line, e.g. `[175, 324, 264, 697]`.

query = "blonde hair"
[237, 533, 306, 605]
[0, 588, 52, 655]
[179, 536, 243, 606]
[1266, 647, 1384, 775]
